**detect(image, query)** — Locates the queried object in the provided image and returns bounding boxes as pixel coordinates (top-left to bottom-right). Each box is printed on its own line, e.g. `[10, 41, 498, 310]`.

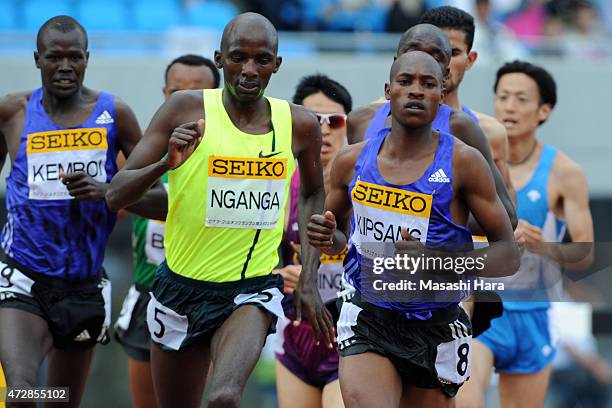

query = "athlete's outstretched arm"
[290, 105, 334, 346]
[0, 92, 29, 174]
[106, 90, 203, 212]
[0, 97, 12, 171]
[308, 143, 362, 255]
[547, 154, 593, 270]
[451, 112, 517, 229]
[455, 143, 520, 277]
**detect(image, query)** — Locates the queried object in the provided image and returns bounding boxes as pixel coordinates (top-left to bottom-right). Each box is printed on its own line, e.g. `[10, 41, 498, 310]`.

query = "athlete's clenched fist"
[307, 210, 336, 250]
[167, 119, 204, 169]
[60, 171, 107, 201]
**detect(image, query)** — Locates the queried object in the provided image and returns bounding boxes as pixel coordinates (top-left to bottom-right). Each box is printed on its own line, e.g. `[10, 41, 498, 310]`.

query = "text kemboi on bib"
[1, 88, 118, 280]
[27, 128, 108, 200]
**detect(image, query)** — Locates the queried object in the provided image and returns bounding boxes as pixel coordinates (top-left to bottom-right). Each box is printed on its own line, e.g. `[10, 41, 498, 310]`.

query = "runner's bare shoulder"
[0, 91, 32, 123]
[347, 102, 386, 143]
[156, 89, 204, 125]
[474, 112, 507, 146]
[330, 142, 368, 185]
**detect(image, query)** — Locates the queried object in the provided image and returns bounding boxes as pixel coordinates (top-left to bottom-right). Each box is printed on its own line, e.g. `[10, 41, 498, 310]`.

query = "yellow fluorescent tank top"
[165, 89, 296, 282]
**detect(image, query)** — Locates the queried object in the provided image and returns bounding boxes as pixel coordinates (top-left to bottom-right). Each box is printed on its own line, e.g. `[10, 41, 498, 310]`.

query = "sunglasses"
[315, 113, 347, 129]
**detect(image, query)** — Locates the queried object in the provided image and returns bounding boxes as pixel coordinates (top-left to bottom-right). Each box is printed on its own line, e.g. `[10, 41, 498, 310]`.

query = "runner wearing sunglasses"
[273, 74, 352, 408]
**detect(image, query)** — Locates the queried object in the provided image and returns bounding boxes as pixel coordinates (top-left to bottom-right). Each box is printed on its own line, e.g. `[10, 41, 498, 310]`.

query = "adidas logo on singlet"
[428, 168, 450, 183]
[95, 110, 114, 124]
[74, 330, 91, 342]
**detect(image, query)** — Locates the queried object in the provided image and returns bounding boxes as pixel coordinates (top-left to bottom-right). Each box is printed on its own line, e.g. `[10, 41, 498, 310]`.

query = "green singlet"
[132, 173, 168, 288]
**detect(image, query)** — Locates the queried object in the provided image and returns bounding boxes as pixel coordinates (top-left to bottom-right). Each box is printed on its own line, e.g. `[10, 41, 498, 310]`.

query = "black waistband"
[2, 254, 103, 288]
[134, 282, 152, 293]
[159, 260, 281, 290]
[351, 292, 460, 326]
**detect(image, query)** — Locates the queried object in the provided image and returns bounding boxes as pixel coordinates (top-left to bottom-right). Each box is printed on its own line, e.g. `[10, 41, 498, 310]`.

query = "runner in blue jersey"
[0, 16, 159, 407]
[347, 24, 516, 231]
[457, 61, 594, 408]
[418, 4, 517, 344]
[419, 6, 513, 196]
[307, 51, 519, 408]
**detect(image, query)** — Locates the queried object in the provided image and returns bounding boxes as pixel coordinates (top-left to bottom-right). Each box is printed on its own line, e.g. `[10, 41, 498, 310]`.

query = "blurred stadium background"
[0, 0, 611, 406]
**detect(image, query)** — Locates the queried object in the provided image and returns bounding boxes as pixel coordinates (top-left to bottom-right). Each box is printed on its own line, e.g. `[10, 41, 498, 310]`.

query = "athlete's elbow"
[501, 243, 521, 277]
[105, 186, 123, 212]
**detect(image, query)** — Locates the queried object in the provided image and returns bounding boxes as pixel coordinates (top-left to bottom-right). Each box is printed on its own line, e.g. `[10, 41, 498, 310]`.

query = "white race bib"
[350, 180, 432, 259]
[145, 220, 166, 266]
[147, 293, 188, 351]
[206, 156, 288, 229]
[0, 261, 35, 299]
[27, 128, 108, 200]
[318, 247, 346, 303]
[435, 334, 472, 385]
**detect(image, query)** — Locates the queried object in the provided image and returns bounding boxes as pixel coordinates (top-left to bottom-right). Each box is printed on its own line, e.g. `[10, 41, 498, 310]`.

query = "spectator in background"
[472, 0, 527, 64]
[321, 0, 390, 32]
[386, 0, 426, 32]
[504, 0, 548, 44]
[248, 0, 304, 30]
[539, 14, 565, 57]
[603, 0, 612, 34]
[562, 0, 608, 59]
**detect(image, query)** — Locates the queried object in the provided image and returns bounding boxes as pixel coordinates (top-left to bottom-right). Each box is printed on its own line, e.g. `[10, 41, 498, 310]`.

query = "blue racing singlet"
[503, 145, 565, 311]
[364, 102, 455, 140]
[1, 88, 119, 279]
[343, 131, 473, 313]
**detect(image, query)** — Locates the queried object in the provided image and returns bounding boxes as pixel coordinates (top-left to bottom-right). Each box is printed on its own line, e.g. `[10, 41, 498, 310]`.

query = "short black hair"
[37, 15, 87, 51]
[419, 6, 475, 52]
[494, 60, 557, 108]
[293, 74, 352, 114]
[164, 54, 220, 88]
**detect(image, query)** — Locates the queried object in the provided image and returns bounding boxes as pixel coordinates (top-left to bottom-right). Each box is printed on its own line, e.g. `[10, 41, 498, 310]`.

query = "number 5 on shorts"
[146, 294, 188, 350]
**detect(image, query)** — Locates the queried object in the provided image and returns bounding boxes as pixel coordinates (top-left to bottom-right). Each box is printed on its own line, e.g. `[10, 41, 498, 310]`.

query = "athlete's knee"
[206, 385, 241, 408]
[455, 396, 485, 408]
[341, 388, 384, 408]
[4, 365, 38, 389]
[455, 384, 486, 408]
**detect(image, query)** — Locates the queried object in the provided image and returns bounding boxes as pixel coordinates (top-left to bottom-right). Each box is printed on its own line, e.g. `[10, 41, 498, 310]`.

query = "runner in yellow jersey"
[106, 13, 334, 408]
[113, 54, 220, 408]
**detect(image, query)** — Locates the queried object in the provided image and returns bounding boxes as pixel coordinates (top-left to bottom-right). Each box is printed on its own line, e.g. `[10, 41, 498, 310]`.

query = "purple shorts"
[275, 317, 339, 388]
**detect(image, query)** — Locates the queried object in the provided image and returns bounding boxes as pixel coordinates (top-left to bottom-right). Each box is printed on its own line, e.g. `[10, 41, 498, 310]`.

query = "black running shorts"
[147, 261, 285, 351]
[336, 294, 472, 398]
[0, 256, 111, 350]
[115, 284, 151, 361]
